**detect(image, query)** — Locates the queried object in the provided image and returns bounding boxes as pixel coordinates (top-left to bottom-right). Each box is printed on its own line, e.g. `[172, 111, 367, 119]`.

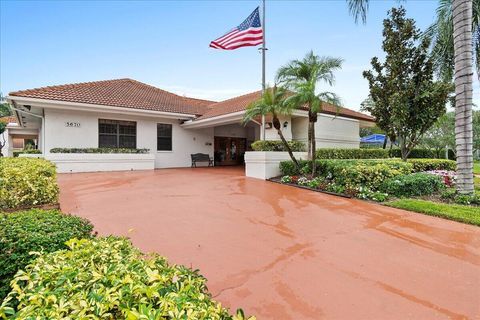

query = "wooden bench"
[191, 153, 213, 167]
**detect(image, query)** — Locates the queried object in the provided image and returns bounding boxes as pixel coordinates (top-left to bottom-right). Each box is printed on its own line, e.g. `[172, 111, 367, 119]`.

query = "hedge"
[0, 158, 59, 210]
[0, 237, 254, 319]
[316, 148, 389, 159]
[0, 209, 94, 300]
[407, 159, 456, 172]
[388, 148, 438, 159]
[251, 140, 305, 152]
[50, 147, 150, 154]
[13, 149, 42, 157]
[380, 173, 444, 197]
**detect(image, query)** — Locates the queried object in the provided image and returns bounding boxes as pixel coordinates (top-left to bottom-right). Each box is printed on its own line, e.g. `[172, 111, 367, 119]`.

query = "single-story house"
[2, 78, 374, 171]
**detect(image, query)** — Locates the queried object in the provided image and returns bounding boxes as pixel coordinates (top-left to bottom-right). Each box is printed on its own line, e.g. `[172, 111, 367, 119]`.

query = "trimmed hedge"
[0, 158, 59, 210]
[407, 159, 456, 172]
[316, 148, 389, 159]
[251, 140, 305, 152]
[0, 237, 254, 319]
[13, 149, 42, 157]
[0, 209, 94, 300]
[380, 173, 444, 197]
[50, 147, 150, 154]
[388, 148, 438, 159]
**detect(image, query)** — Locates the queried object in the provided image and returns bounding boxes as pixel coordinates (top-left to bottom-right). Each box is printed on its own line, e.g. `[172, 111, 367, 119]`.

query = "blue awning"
[360, 134, 385, 143]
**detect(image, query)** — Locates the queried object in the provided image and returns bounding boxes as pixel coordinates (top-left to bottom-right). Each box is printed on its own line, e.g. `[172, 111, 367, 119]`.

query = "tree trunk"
[453, 0, 475, 194]
[382, 136, 387, 149]
[273, 114, 301, 173]
[308, 110, 318, 176]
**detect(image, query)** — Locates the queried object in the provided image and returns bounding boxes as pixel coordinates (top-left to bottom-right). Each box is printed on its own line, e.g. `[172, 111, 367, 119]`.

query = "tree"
[346, 0, 475, 193]
[276, 51, 342, 176]
[420, 112, 456, 157]
[243, 85, 301, 171]
[362, 7, 452, 160]
[0, 102, 12, 157]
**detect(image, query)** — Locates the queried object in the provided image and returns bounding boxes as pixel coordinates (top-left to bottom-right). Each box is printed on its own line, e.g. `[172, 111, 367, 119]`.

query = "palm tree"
[276, 51, 343, 176]
[243, 85, 301, 171]
[347, 0, 475, 194]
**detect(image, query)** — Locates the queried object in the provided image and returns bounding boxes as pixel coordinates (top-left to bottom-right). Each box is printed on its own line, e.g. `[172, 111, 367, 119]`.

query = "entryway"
[214, 136, 246, 166]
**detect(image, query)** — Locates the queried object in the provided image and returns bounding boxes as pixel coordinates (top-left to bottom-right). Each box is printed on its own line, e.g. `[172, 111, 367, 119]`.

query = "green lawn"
[386, 199, 480, 226]
[474, 161, 480, 175]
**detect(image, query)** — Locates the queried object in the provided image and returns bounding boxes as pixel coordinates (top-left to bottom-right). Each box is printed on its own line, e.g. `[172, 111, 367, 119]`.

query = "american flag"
[210, 7, 263, 50]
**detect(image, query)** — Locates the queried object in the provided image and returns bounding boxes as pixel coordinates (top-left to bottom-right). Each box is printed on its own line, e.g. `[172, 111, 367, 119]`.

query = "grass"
[386, 199, 480, 226]
[474, 161, 480, 175]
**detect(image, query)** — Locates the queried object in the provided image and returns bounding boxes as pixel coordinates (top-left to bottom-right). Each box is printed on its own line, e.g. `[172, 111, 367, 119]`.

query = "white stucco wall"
[264, 115, 293, 141]
[214, 123, 248, 138]
[292, 114, 360, 148]
[43, 108, 214, 168]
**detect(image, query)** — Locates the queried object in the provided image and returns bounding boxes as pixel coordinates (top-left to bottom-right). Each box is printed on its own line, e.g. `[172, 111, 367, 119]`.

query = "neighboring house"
[5, 78, 374, 169]
[1, 115, 39, 157]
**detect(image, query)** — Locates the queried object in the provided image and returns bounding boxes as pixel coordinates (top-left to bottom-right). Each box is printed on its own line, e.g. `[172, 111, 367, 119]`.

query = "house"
[3, 78, 374, 172]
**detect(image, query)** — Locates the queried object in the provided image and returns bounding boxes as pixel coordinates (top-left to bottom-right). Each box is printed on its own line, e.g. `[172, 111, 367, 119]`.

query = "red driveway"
[58, 167, 480, 319]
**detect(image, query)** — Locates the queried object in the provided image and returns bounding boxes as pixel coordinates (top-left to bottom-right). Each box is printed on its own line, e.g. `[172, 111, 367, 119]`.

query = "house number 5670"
[65, 122, 80, 127]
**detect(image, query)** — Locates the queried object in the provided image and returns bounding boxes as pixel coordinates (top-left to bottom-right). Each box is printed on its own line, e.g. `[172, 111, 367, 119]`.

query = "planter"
[244, 151, 307, 180]
[268, 178, 352, 198]
[43, 153, 155, 173]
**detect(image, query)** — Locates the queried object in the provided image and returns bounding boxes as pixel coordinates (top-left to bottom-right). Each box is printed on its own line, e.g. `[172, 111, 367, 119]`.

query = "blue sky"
[1, 0, 478, 111]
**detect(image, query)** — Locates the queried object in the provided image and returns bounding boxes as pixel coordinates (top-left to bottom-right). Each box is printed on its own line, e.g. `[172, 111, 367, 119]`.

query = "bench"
[191, 153, 213, 167]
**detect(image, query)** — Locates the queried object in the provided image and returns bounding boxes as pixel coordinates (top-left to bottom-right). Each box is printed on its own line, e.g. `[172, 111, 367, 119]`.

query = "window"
[99, 119, 136, 148]
[157, 123, 172, 151]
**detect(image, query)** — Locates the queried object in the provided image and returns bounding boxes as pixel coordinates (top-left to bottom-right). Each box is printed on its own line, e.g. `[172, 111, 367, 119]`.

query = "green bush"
[50, 147, 150, 154]
[0, 209, 94, 300]
[13, 149, 42, 157]
[0, 237, 254, 319]
[316, 148, 389, 159]
[407, 159, 456, 172]
[0, 158, 59, 210]
[380, 173, 444, 197]
[388, 148, 438, 159]
[250, 140, 305, 152]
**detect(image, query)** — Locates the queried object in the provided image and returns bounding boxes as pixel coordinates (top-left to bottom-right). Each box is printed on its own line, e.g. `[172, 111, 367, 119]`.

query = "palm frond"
[346, 0, 369, 24]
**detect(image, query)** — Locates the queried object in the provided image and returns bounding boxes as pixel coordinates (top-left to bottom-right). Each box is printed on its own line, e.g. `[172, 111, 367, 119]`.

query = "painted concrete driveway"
[58, 167, 480, 320]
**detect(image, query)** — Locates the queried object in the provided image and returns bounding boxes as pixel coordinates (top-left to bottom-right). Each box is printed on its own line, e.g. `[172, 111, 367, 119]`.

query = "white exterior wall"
[43, 108, 214, 168]
[214, 123, 248, 138]
[1, 128, 9, 157]
[292, 114, 360, 148]
[264, 115, 293, 141]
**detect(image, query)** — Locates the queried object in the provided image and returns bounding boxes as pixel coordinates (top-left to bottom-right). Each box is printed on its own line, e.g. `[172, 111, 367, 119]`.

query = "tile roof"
[199, 90, 375, 122]
[9, 79, 374, 122]
[9, 79, 215, 116]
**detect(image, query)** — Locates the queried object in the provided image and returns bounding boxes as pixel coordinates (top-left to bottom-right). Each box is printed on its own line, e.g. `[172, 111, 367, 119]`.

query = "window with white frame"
[157, 123, 172, 151]
[98, 119, 136, 148]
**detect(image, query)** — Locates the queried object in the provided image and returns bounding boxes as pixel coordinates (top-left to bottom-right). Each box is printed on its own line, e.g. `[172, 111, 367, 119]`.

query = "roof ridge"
[9, 78, 133, 95]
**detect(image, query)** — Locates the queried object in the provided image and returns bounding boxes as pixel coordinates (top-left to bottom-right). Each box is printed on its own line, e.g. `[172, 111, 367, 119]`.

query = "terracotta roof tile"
[198, 90, 375, 122]
[0, 116, 17, 124]
[9, 79, 215, 116]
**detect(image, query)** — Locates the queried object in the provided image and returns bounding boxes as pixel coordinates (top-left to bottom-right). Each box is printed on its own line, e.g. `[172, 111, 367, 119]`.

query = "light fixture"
[283, 121, 288, 128]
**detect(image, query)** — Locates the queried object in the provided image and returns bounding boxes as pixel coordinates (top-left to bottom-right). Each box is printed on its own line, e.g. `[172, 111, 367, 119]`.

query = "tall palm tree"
[276, 51, 343, 176]
[347, 0, 475, 193]
[243, 85, 301, 171]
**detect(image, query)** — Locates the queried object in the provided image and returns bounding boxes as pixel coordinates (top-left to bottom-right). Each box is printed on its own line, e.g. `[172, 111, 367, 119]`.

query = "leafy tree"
[420, 112, 456, 157]
[362, 7, 452, 161]
[347, 0, 475, 193]
[243, 85, 301, 171]
[276, 51, 342, 176]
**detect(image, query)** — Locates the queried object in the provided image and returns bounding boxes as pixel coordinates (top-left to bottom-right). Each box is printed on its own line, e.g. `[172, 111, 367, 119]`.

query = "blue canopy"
[360, 134, 385, 143]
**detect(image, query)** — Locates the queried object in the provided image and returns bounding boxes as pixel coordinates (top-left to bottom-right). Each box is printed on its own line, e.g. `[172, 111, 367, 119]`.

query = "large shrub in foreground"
[0, 209, 94, 300]
[380, 173, 445, 197]
[407, 159, 456, 172]
[0, 158, 59, 210]
[0, 237, 254, 320]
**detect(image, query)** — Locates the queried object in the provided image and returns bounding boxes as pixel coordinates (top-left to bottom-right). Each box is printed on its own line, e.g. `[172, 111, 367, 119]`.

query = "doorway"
[214, 136, 246, 166]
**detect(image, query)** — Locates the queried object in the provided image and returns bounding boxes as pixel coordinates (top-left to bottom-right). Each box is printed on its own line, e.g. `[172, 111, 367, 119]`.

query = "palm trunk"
[308, 110, 317, 176]
[273, 114, 301, 173]
[307, 121, 312, 159]
[453, 0, 475, 194]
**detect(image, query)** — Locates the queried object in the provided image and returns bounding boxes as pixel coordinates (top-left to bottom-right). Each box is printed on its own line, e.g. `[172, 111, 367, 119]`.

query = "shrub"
[380, 173, 444, 197]
[0, 237, 254, 319]
[250, 140, 305, 152]
[316, 148, 389, 159]
[407, 159, 456, 172]
[0, 158, 59, 210]
[50, 147, 150, 154]
[13, 149, 42, 157]
[279, 159, 309, 175]
[388, 148, 438, 159]
[0, 209, 94, 300]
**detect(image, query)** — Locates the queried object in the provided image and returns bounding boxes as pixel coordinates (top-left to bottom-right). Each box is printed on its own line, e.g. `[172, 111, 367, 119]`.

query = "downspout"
[10, 103, 45, 154]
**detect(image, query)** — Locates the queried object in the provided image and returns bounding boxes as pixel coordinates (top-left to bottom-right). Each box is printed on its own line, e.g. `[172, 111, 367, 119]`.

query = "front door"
[214, 137, 246, 166]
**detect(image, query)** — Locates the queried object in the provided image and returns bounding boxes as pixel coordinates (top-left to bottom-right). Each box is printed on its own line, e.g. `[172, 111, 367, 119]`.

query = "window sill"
[157, 150, 173, 153]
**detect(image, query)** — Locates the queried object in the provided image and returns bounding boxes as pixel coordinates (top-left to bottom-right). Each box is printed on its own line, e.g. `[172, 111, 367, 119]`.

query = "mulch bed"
[268, 177, 352, 198]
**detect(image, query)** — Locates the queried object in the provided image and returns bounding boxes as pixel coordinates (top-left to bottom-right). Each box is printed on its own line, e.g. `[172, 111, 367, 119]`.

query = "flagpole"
[261, 0, 266, 140]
